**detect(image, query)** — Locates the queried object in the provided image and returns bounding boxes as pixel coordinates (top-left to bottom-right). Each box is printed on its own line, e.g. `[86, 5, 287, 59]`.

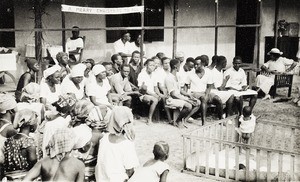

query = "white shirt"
[61, 75, 85, 100]
[211, 68, 224, 88]
[186, 68, 213, 93]
[130, 42, 146, 56]
[224, 67, 247, 90]
[40, 81, 62, 104]
[95, 133, 139, 182]
[152, 68, 170, 88]
[165, 73, 181, 96]
[114, 39, 132, 55]
[137, 69, 156, 95]
[86, 78, 111, 105]
[263, 57, 294, 73]
[239, 114, 256, 133]
[66, 37, 84, 52]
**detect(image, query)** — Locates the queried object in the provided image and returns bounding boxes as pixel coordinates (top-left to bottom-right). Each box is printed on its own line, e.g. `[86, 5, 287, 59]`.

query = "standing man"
[224, 56, 257, 115]
[114, 31, 132, 63]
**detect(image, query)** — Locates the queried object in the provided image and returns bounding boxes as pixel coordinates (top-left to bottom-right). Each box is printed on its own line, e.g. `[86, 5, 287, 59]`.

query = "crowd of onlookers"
[0, 27, 298, 182]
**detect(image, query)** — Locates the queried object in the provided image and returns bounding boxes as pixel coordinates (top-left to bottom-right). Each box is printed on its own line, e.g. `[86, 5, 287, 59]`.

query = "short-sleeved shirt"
[224, 67, 247, 90]
[211, 68, 224, 88]
[40, 81, 62, 104]
[239, 114, 256, 133]
[4, 136, 36, 173]
[66, 37, 84, 52]
[61, 75, 85, 100]
[186, 69, 213, 93]
[110, 73, 132, 94]
[263, 57, 294, 73]
[130, 42, 146, 56]
[95, 133, 139, 182]
[152, 68, 170, 88]
[86, 78, 111, 105]
[165, 73, 181, 96]
[114, 39, 132, 55]
[137, 70, 156, 95]
[128, 160, 169, 182]
[177, 69, 190, 87]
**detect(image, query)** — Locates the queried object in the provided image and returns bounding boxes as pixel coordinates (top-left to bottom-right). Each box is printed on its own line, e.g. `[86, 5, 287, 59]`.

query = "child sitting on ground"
[236, 106, 256, 144]
[129, 141, 170, 182]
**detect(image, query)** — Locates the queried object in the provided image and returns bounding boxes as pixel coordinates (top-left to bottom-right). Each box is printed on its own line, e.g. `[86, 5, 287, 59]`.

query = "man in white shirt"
[210, 56, 235, 117]
[114, 31, 132, 63]
[186, 59, 224, 125]
[66, 26, 84, 62]
[165, 59, 200, 128]
[137, 59, 160, 124]
[224, 56, 257, 115]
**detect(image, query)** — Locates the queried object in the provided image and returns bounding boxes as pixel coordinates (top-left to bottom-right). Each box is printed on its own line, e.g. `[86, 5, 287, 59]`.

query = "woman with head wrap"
[55, 52, 70, 81]
[15, 59, 40, 102]
[42, 93, 77, 158]
[23, 128, 85, 182]
[0, 93, 18, 176]
[95, 106, 139, 182]
[61, 63, 86, 100]
[40, 65, 62, 107]
[3, 109, 38, 174]
[86, 64, 113, 110]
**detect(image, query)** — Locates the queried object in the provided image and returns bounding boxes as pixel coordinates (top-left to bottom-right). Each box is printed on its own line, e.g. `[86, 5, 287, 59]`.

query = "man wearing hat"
[256, 48, 298, 100]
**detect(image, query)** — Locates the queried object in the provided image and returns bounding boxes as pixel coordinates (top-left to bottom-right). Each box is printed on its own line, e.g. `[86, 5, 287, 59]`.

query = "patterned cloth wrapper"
[20, 82, 40, 102]
[45, 128, 75, 161]
[0, 93, 17, 114]
[13, 109, 38, 129]
[107, 106, 135, 141]
[52, 93, 77, 115]
[70, 100, 95, 127]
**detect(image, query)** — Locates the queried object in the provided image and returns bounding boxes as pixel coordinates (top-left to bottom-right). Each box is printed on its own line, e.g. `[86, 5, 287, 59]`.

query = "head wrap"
[56, 52, 68, 63]
[0, 93, 17, 114]
[70, 100, 95, 127]
[20, 82, 40, 102]
[70, 63, 86, 77]
[46, 128, 75, 161]
[52, 93, 77, 115]
[108, 106, 135, 141]
[153, 141, 169, 159]
[72, 124, 92, 149]
[43, 65, 61, 79]
[13, 109, 38, 129]
[92, 64, 106, 76]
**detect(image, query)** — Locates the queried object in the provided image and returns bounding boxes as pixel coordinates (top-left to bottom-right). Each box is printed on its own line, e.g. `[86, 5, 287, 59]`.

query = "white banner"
[61, 4, 144, 15]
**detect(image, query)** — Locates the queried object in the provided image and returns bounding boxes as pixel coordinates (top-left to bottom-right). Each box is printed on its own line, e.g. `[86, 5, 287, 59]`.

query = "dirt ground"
[0, 75, 299, 182]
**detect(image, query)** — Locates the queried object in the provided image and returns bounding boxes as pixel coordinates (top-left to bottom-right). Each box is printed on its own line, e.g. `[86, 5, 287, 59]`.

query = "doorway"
[235, 0, 258, 63]
[0, 0, 15, 47]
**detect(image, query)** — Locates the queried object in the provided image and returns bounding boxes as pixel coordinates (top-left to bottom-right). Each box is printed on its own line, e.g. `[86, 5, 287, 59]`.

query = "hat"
[0, 93, 17, 114]
[175, 51, 185, 58]
[267, 48, 283, 55]
[108, 106, 135, 140]
[43, 65, 61, 79]
[46, 128, 75, 161]
[20, 82, 40, 102]
[52, 93, 77, 115]
[92, 64, 106, 76]
[70, 63, 86, 77]
[72, 124, 92, 149]
[13, 109, 38, 129]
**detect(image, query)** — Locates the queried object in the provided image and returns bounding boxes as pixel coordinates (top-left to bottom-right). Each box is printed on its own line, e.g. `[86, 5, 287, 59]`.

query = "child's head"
[153, 141, 169, 161]
[242, 106, 252, 118]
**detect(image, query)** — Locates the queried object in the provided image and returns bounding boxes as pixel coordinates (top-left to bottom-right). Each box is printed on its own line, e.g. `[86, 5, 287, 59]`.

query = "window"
[0, 0, 15, 47]
[105, 0, 164, 43]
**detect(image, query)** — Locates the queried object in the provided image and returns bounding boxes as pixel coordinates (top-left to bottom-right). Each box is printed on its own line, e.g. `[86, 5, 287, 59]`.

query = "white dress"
[95, 133, 139, 182]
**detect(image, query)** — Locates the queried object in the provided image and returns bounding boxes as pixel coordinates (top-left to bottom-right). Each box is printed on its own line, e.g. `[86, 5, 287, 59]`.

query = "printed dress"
[4, 135, 36, 173]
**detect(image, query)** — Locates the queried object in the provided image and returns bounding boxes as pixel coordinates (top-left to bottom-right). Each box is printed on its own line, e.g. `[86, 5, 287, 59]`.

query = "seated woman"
[3, 109, 38, 175]
[40, 65, 62, 109]
[95, 106, 139, 182]
[256, 48, 297, 100]
[0, 94, 18, 176]
[15, 59, 39, 102]
[86, 64, 113, 109]
[54, 52, 70, 81]
[61, 63, 86, 100]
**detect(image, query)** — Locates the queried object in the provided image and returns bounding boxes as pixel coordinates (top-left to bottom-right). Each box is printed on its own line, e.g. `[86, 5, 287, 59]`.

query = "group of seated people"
[0, 45, 297, 181]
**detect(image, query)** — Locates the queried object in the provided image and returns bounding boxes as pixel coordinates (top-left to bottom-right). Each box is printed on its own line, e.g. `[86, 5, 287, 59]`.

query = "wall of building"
[10, 0, 300, 80]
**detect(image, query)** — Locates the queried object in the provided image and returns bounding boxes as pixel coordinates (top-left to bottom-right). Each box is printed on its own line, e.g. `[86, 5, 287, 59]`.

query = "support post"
[34, 0, 43, 82]
[172, 0, 178, 59]
[62, 0, 66, 52]
[256, 0, 261, 68]
[214, 0, 219, 55]
[274, 0, 279, 48]
[140, 0, 145, 67]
